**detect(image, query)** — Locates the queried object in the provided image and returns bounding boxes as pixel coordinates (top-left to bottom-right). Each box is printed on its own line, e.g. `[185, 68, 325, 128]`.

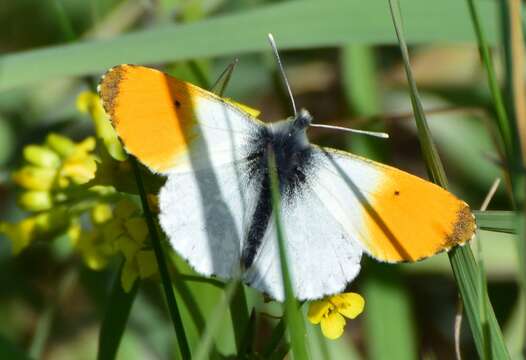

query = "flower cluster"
[308, 292, 365, 339]
[1, 133, 98, 254]
[0, 91, 158, 292]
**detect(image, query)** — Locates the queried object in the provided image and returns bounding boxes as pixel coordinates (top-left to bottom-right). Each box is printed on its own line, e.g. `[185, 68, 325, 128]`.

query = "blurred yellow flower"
[112, 201, 158, 292]
[77, 91, 126, 161]
[0, 218, 37, 255]
[12, 133, 98, 212]
[0, 209, 70, 255]
[307, 292, 365, 340]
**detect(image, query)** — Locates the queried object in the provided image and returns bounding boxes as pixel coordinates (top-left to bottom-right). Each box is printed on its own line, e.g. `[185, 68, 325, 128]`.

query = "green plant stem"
[130, 158, 191, 359]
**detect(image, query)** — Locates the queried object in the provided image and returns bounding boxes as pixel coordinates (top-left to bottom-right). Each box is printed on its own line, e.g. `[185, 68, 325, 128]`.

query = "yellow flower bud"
[18, 191, 53, 211]
[0, 218, 37, 255]
[121, 260, 139, 292]
[45, 133, 76, 158]
[23, 145, 61, 168]
[91, 203, 113, 224]
[60, 156, 97, 184]
[77, 91, 126, 161]
[12, 166, 56, 190]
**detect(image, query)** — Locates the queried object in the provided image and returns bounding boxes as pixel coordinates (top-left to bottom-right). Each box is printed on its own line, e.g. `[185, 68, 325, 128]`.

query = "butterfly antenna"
[310, 123, 390, 139]
[268, 33, 297, 117]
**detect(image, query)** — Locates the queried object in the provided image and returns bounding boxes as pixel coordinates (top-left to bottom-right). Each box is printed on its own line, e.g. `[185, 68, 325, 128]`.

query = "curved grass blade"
[0, 0, 501, 91]
[130, 158, 191, 359]
[388, 1, 510, 358]
[97, 264, 138, 360]
[268, 150, 310, 360]
[262, 318, 286, 358]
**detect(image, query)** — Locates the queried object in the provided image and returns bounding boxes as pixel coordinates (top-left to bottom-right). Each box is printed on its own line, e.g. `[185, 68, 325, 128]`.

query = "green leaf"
[97, 265, 138, 360]
[388, 0, 510, 358]
[268, 151, 310, 360]
[0, 0, 501, 91]
[0, 334, 31, 360]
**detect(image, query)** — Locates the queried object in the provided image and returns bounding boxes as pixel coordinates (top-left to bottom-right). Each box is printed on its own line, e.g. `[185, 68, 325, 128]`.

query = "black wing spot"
[394, 190, 400, 196]
[174, 100, 181, 108]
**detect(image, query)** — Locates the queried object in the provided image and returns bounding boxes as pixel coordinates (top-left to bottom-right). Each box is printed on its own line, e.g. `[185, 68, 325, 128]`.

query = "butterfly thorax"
[241, 110, 314, 268]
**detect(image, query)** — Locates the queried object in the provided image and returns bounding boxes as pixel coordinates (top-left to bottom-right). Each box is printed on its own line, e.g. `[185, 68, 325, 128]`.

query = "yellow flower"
[308, 292, 365, 340]
[77, 91, 126, 161]
[12, 134, 99, 213]
[0, 218, 37, 255]
[0, 209, 69, 255]
[117, 214, 158, 292]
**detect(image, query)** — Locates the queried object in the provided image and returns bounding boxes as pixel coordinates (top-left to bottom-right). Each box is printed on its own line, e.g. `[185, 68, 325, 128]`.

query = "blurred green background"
[0, 0, 522, 359]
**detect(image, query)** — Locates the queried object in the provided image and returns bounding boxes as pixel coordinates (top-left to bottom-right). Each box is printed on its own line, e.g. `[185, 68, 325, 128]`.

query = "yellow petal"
[307, 299, 332, 324]
[60, 156, 97, 184]
[333, 293, 365, 320]
[102, 219, 124, 244]
[124, 217, 148, 244]
[137, 250, 158, 278]
[114, 199, 138, 219]
[121, 260, 139, 292]
[0, 218, 37, 255]
[116, 235, 140, 260]
[320, 312, 346, 340]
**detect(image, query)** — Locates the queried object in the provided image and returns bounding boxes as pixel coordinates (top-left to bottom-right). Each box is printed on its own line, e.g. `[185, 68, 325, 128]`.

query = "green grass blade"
[388, 0, 447, 186]
[363, 263, 417, 360]
[130, 158, 191, 359]
[342, 44, 417, 360]
[475, 210, 517, 233]
[262, 319, 286, 358]
[97, 264, 138, 360]
[268, 150, 310, 360]
[0, 0, 502, 91]
[388, 1, 510, 358]
[466, 0, 514, 160]
[194, 279, 240, 360]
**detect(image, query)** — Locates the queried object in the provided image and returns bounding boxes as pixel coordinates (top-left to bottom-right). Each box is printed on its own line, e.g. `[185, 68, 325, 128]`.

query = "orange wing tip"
[98, 64, 135, 121]
[445, 204, 477, 249]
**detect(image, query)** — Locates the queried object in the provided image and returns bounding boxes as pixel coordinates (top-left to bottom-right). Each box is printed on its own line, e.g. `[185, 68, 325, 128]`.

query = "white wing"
[159, 160, 261, 278]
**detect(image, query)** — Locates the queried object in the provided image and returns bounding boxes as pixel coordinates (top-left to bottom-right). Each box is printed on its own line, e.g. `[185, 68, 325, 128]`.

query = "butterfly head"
[292, 109, 313, 132]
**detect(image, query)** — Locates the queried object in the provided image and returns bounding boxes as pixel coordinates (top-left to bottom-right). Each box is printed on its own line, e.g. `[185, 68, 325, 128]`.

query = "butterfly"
[98, 62, 476, 301]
